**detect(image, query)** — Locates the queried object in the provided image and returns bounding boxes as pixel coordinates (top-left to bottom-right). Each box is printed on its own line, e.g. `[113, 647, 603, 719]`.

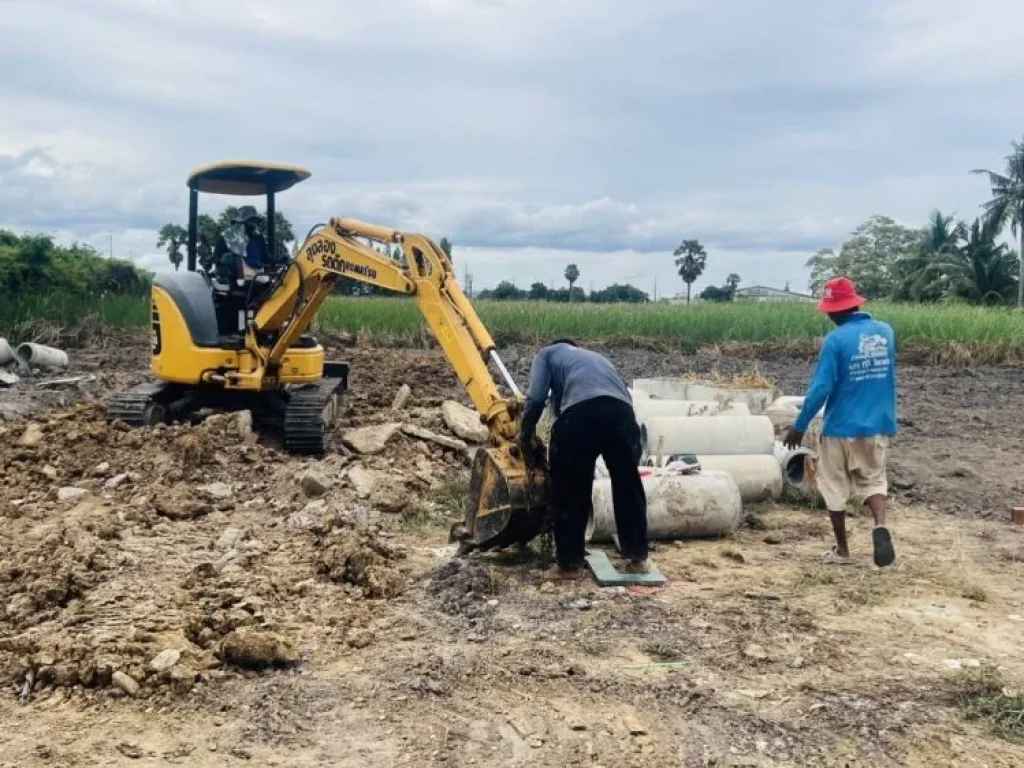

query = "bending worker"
[785, 277, 897, 568]
[518, 339, 651, 579]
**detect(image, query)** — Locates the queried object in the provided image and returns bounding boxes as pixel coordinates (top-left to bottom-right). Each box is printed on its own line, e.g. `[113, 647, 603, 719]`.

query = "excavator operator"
[222, 205, 270, 280]
[518, 339, 652, 581]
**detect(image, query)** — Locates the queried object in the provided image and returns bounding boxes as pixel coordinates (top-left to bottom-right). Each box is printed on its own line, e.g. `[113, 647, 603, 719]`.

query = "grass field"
[3, 292, 1024, 360]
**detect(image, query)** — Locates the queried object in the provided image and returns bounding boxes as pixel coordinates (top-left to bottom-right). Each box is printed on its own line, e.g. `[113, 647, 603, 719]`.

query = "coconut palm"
[913, 217, 1019, 304]
[894, 210, 965, 301]
[972, 136, 1024, 306]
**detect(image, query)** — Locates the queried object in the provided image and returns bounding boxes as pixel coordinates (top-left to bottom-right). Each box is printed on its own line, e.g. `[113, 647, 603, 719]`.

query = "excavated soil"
[2, 334, 1024, 767]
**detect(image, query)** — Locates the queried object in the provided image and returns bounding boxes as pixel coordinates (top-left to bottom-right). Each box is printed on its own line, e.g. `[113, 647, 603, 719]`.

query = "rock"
[568, 598, 592, 611]
[149, 649, 181, 672]
[57, 487, 88, 503]
[16, 423, 44, 448]
[623, 714, 648, 736]
[155, 498, 212, 520]
[219, 628, 297, 669]
[441, 401, 489, 443]
[763, 532, 784, 545]
[92, 461, 111, 476]
[892, 474, 916, 491]
[342, 423, 402, 455]
[41, 465, 58, 481]
[402, 424, 468, 454]
[743, 643, 769, 662]
[112, 670, 140, 697]
[0, 370, 19, 387]
[370, 478, 410, 513]
[299, 471, 329, 497]
[288, 505, 328, 533]
[236, 410, 254, 440]
[216, 528, 245, 551]
[105, 473, 131, 490]
[391, 384, 412, 411]
[346, 628, 375, 649]
[526, 737, 544, 748]
[199, 482, 233, 501]
[348, 466, 380, 499]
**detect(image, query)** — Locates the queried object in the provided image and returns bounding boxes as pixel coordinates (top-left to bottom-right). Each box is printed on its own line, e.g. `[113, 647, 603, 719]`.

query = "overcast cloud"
[2, 0, 1023, 295]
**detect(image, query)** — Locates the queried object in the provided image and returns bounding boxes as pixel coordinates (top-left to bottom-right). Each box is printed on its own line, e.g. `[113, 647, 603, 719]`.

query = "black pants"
[548, 396, 648, 568]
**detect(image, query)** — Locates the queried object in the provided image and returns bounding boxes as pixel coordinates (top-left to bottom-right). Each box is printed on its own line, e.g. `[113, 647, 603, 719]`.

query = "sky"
[3, 0, 1024, 297]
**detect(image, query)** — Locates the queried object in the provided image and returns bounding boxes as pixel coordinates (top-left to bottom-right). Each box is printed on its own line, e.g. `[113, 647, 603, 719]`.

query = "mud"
[2, 334, 1024, 766]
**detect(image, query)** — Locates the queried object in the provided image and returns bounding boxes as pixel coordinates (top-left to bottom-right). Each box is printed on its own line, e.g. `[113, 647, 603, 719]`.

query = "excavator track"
[106, 381, 175, 427]
[284, 377, 344, 455]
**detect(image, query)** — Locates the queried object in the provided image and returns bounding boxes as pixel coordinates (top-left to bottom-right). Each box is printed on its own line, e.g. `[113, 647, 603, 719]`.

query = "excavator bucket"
[456, 444, 549, 551]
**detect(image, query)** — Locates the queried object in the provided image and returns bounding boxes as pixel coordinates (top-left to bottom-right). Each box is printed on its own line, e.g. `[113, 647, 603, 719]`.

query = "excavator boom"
[252, 217, 548, 550]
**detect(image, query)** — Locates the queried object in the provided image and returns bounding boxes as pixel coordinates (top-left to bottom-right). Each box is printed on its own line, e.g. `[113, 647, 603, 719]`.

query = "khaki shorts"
[816, 436, 889, 512]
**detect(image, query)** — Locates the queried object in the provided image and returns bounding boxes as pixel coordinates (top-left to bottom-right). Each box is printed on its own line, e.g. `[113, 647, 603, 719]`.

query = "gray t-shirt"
[518, 343, 631, 440]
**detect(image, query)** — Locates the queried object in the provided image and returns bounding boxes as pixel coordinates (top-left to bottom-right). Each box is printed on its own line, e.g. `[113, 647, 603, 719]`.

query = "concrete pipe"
[774, 441, 817, 488]
[629, 387, 650, 400]
[15, 343, 69, 368]
[631, 377, 689, 401]
[0, 338, 14, 366]
[588, 470, 743, 542]
[641, 415, 775, 459]
[719, 402, 751, 416]
[685, 384, 775, 415]
[634, 399, 722, 420]
[642, 453, 783, 503]
[764, 404, 800, 431]
[772, 395, 805, 410]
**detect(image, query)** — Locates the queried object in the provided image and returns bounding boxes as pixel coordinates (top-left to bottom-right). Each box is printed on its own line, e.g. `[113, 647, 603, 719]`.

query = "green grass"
[4, 292, 1024, 360]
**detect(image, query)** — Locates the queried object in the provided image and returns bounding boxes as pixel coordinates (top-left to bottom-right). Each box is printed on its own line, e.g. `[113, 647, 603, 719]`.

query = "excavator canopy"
[186, 161, 311, 196]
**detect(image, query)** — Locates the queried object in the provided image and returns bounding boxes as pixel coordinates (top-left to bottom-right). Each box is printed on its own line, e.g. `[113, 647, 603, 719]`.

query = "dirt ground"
[2, 336, 1024, 767]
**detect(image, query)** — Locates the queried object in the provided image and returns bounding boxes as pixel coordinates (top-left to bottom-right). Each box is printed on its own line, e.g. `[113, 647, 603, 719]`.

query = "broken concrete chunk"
[112, 670, 140, 697]
[149, 648, 181, 672]
[199, 482, 233, 501]
[391, 384, 412, 411]
[347, 466, 380, 499]
[16, 423, 44, 448]
[57, 487, 88, 503]
[441, 401, 489, 443]
[342, 423, 402, 455]
[0, 370, 19, 387]
[299, 471, 329, 498]
[105, 473, 132, 490]
[401, 424, 468, 454]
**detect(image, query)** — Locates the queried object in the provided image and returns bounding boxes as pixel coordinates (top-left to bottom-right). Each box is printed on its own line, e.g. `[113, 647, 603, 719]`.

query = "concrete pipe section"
[641, 415, 775, 459]
[643, 453, 784, 503]
[628, 387, 650, 400]
[15, 342, 69, 368]
[774, 441, 817, 488]
[685, 384, 775, 415]
[631, 377, 689, 400]
[633, 399, 722, 420]
[588, 470, 743, 542]
[0, 338, 14, 366]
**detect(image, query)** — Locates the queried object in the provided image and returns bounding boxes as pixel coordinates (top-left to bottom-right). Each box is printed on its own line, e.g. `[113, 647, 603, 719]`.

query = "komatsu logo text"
[323, 255, 377, 280]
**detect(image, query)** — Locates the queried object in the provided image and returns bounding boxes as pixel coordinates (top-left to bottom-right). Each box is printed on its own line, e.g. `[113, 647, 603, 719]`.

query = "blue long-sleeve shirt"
[518, 343, 631, 441]
[794, 312, 898, 438]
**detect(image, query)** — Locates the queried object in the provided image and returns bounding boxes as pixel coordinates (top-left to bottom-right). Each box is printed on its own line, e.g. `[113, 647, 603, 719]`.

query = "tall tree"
[835, 215, 923, 299]
[972, 135, 1024, 307]
[156, 224, 187, 271]
[528, 281, 549, 300]
[673, 239, 707, 304]
[805, 247, 839, 296]
[564, 263, 580, 301]
[725, 272, 741, 297]
[439, 237, 453, 262]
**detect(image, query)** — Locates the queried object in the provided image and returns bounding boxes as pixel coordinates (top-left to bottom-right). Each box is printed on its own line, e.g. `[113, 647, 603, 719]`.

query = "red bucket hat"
[818, 277, 865, 313]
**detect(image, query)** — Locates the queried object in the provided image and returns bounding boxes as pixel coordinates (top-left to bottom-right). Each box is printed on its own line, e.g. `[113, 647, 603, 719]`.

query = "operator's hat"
[233, 205, 261, 223]
[817, 277, 865, 313]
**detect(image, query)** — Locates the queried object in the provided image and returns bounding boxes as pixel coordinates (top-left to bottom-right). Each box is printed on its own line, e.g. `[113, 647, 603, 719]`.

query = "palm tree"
[156, 224, 187, 271]
[895, 210, 965, 301]
[972, 137, 1024, 307]
[564, 263, 580, 301]
[673, 239, 707, 304]
[913, 217, 1018, 304]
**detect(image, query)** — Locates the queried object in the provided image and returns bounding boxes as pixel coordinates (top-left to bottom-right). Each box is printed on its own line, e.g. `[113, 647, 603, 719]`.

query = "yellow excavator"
[107, 161, 547, 551]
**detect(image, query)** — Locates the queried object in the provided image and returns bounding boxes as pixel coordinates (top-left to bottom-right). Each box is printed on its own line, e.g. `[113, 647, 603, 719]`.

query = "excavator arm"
[251, 218, 548, 551]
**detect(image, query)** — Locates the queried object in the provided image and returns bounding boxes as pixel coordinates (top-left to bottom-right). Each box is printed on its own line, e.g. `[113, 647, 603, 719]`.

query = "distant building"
[733, 283, 814, 303]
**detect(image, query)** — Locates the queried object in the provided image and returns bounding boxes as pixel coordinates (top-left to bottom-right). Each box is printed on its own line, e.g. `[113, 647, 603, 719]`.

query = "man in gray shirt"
[519, 340, 650, 579]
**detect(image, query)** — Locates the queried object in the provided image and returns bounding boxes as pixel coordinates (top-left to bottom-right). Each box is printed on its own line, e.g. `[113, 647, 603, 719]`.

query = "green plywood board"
[586, 550, 668, 587]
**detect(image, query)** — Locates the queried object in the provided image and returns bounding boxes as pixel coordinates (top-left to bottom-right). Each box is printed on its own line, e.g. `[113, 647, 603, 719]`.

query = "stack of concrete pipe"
[0, 338, 68, 369]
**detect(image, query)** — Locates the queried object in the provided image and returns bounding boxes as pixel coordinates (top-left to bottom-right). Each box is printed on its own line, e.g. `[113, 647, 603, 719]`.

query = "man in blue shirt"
[519, 340, 650, 580]
[784, 277, 897, 568]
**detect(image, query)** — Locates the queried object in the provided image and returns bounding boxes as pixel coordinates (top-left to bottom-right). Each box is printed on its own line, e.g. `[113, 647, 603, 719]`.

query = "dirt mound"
[317, 521, 408, 599]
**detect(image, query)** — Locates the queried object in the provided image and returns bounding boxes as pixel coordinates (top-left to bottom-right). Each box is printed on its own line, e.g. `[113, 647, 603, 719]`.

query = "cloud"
[2, 0, 1023, 294]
